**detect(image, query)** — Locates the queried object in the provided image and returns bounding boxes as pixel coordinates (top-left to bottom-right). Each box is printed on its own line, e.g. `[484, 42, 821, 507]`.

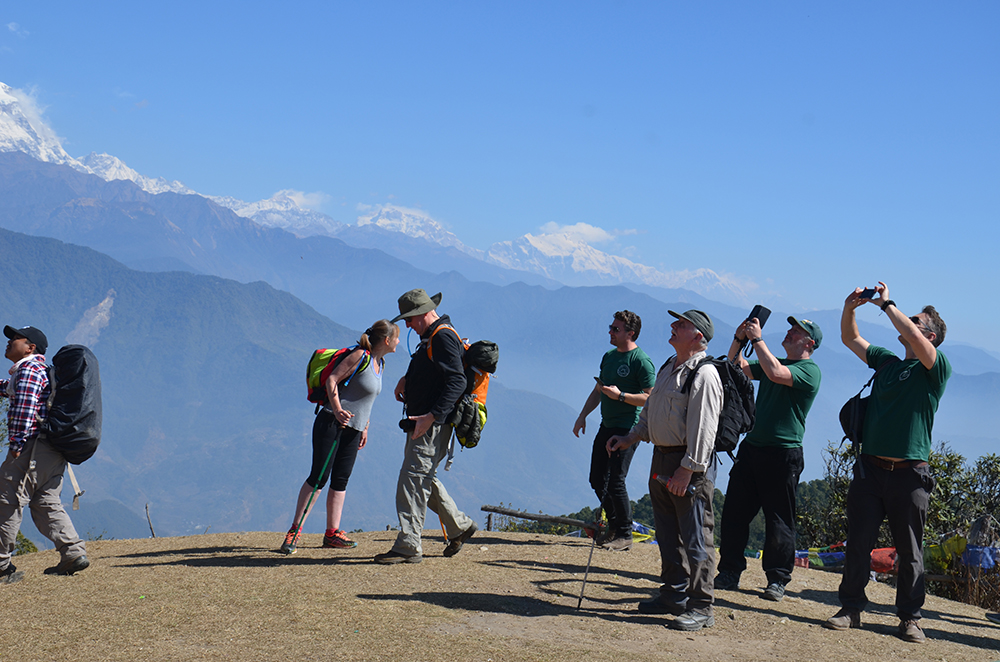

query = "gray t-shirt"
[338, 355, 383, 430]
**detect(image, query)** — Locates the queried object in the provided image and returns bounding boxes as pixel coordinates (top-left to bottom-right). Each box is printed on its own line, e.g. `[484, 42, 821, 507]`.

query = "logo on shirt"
[617, 365, 631, 378]
[899, 368, 911, 382]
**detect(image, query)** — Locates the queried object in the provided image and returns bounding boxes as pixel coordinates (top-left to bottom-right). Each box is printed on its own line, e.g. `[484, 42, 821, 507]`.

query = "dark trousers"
[307, 409, 363, 491]
[838, 455, 935, 621]
[718, 444, 804, 586]
[649, 448, 716, 614]
[589, 425, 636, 537]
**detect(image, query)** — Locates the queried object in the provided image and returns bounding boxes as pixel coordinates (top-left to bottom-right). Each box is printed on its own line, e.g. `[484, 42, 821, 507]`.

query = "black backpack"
[41, 345, 102, 465]
[839, 358, 899, 456]
[665, 354, 756, 458]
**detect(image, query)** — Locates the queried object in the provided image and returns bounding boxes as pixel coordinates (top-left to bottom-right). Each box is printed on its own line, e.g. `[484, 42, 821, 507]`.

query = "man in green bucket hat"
[375, 289, 477, 564]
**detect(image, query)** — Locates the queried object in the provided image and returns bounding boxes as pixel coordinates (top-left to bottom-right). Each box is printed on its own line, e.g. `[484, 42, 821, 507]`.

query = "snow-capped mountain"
[210, 191, 344, 237]
[78, 152, 192, 195]
[0, 83, 76, 165]
[0, 79, 750, 305]
[356, 205, 483, 258]
[487, 232, 753, 306]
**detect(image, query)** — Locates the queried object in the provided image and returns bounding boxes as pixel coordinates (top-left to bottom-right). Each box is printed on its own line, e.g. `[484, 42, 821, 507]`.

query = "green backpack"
[306, 346, 371, 407]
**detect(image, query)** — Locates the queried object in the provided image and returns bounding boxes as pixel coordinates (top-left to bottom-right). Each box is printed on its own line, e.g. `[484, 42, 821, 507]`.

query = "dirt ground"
[2, 529, 998, 662]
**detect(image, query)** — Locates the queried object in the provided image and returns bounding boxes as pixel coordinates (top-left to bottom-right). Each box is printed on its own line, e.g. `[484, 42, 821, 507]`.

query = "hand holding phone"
[859, 288, 877, 299]
[594, 376, 604, 387]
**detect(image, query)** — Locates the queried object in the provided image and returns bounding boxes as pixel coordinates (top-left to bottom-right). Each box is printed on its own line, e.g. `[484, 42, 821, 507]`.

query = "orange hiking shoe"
[279, 526, 302, 554]
[323, 529, 357, 549]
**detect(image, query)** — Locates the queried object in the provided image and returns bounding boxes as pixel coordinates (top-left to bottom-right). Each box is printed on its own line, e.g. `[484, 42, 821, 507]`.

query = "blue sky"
[2, 2, 998, 346]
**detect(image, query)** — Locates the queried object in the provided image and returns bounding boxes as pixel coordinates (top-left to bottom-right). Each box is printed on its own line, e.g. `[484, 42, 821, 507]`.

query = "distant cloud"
[7, 22, 29, 38]
[114, 87, 135, 99]
[539, 222, 616, 244]
[134, 99, 149, 109]
[8, 86, 67, 149]
[283, 190, 331, 211]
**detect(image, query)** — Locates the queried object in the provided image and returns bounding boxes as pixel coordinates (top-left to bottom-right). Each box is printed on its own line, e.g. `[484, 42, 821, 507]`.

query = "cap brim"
[3, 325, 18, 341]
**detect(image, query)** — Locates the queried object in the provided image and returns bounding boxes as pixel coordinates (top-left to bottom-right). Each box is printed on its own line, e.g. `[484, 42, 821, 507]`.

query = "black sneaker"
[374, 550, 422, 564]
[0, 563, 24, 586]
[762, 582, 786, 602]
[443, 522, 478, 558]
[44, 555, 90, 576]
[670, 610, 714, 631]
[713, 570, 740, 590]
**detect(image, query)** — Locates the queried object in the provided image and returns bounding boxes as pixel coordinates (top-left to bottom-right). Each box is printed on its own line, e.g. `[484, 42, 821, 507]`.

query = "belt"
[862, 454, 927, 471]
[655, 445, 686, 454]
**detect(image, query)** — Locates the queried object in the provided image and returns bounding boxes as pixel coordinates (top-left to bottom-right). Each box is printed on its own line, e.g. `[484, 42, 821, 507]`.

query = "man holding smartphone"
[825, 283, 950, 644]
[573, 310, 655, 551]
[714, 314, 822, 601]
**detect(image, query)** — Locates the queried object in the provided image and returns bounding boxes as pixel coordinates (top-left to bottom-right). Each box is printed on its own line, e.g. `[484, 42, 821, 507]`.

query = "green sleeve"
[638, 355, 656, 389]
[788, 361, 821, 392]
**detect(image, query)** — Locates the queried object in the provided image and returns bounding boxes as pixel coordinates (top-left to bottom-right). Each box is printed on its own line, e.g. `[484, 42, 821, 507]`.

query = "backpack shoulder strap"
[680, 356, 716, 394]
[426, 324, 462, 362]
[342, 348, 371, 387]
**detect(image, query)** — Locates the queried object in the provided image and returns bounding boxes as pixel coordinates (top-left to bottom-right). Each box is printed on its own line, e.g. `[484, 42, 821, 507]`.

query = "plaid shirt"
[0, 354, 50, 453]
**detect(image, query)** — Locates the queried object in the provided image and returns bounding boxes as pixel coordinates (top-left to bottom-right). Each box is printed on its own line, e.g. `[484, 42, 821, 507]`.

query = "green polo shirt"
[744, 358, 821, 448]
[599, 347, 656, 429]
[861, 345, 951, 462]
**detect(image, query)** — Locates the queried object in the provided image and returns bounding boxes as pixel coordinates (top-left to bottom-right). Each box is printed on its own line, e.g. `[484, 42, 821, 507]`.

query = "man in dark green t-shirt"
[825, 282, 950, 645]
[715, 314, 822, 602]
[574, 310, 656, 551]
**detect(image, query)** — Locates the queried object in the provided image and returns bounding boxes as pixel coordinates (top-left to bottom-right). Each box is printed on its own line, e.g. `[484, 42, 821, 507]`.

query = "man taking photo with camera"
[714, 315, 822, 602]
[824, 282, 950, 644]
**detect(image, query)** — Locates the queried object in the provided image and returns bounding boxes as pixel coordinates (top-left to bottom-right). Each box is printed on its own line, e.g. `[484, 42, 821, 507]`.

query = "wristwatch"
[618, 392, 626, 402]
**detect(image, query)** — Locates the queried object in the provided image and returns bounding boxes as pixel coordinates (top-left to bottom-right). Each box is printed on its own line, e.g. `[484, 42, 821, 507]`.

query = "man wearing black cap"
[607, 309, 723, 631]
[715, 315, 822, 602]
[0, 325, 88, 585]
[375, 289, 477, 564]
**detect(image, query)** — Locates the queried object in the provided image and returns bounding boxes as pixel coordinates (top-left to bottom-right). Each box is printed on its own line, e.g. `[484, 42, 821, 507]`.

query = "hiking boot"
[0, 563, 23, 586]
[824, 608, 861, 630]
[443, 522, 478, 558]
[669, 610, 714, 631]
[592, 525, 612, 546]
[987, 612, 1000, 625]
[762, 582, 786, 602]
[279, 527, 301, 555]
[44, 555, 89, 576]
[713, 570, 741, 591]
[601, 535, 633, 552]
[898, 619, 925, 643]
[374, 550, 422, 564]
[323, 529, 357, 549]
[637, 597, 686, 616]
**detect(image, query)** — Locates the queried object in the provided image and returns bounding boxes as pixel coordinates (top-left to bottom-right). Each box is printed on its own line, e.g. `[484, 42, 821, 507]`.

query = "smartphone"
[747, 304, 771, 329]
[594, 376, 604, 386]
[859, 288, 877, 299]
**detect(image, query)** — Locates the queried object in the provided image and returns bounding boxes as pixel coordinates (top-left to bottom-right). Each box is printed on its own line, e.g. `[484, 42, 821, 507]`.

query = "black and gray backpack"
[41, 345, 103, 465]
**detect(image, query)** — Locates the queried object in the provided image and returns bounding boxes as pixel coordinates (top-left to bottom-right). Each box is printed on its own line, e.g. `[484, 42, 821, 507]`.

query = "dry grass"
[2, 530, 999, 662]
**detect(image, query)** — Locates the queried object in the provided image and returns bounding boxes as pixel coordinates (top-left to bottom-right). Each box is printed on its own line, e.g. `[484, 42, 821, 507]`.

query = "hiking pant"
[0, 438, 86, 570]
[589, 424, 636, 538]
[392, 422, 474, 556]
[838, 455, 934, 621]
[718, 444, 804, 586]
[649, 447, 716, 615]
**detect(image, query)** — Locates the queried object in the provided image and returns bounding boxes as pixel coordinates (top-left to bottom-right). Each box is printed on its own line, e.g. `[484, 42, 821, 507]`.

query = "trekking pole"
[578, 468, 616, 609]
[293, 423, 342, 533]
[576, 505, 604, 610]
